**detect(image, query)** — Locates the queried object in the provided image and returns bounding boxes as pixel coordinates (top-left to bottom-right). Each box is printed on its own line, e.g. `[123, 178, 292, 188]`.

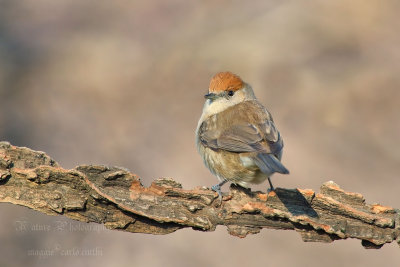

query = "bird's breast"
[196, 141, 268, 187]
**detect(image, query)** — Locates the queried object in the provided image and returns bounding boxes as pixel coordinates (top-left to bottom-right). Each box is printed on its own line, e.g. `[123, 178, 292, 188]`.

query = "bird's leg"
[211, 180, 227, 203]
[267, 177, 275, 193]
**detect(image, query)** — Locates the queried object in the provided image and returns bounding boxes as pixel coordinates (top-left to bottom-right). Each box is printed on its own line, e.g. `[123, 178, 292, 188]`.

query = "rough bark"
[0, 141, 399, 249]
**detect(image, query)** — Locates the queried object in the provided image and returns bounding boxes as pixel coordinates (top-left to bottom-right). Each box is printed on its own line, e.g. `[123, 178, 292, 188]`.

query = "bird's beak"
[204, 92, 217, 100]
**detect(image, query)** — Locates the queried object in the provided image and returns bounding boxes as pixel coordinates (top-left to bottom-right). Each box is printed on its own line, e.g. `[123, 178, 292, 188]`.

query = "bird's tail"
[253, 153, 289, 175]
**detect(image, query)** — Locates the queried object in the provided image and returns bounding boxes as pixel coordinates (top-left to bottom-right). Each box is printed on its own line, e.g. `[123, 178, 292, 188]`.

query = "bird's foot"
[267, 187, 275, 194]
[211, 184, 222, 196]
[211, 181, 227, 206]
[267, 177, 275, 194]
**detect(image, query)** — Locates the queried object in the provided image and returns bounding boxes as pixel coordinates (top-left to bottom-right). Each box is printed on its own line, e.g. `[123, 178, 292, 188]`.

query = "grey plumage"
[197, 100, 289, 188]
[196, 72, 289, 195]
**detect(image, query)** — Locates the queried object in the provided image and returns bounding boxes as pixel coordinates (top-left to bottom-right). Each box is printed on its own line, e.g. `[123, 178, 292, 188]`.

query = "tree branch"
[0, 141, 398, 249]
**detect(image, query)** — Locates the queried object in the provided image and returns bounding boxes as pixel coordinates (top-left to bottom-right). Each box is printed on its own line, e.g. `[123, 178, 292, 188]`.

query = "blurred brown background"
[0, 1, 399, 266]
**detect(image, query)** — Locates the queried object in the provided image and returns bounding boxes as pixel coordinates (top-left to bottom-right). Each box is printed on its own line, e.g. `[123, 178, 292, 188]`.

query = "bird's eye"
[227, 90, 234, 96]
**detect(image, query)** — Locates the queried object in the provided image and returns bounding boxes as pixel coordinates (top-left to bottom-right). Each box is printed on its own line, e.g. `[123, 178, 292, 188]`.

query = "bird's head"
[205, 72, 255, 102]
[199, 72, 257, 119]
[202, 72, 255, 112]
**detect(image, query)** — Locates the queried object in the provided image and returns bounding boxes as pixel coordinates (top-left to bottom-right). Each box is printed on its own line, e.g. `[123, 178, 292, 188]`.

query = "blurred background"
[0, 0, 399, 266]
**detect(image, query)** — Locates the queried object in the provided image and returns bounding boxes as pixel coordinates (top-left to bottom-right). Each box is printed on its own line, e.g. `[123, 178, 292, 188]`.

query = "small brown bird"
[196, 72, 289, 198]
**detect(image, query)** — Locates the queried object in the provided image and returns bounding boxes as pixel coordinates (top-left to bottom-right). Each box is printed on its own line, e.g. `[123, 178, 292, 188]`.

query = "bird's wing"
[198, 101, 288, 174]
[198, 101, 283, 154]
[200, 121, 281, 152]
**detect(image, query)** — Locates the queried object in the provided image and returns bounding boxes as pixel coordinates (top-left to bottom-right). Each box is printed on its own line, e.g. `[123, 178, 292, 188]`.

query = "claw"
[267, 177, 275, 193]
[211, 180, 227, 206]
[211, 184, 222, 196]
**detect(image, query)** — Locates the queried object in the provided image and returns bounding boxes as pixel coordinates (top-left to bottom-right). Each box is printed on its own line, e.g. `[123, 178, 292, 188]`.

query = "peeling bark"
[0, 141, 399, 249]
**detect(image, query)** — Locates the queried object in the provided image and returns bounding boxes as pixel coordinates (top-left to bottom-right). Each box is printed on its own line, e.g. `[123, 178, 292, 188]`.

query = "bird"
[196, 71, 289, 199]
